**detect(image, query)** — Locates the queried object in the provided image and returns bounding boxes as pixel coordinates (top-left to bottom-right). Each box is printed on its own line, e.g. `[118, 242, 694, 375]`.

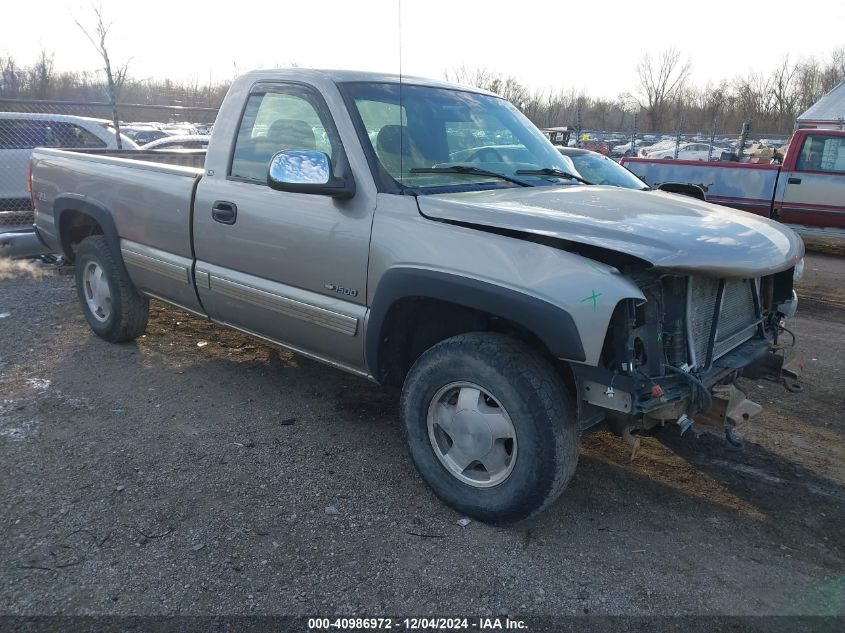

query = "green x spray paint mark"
[584, 260, 611, 276]
[580, 289, 602, 311]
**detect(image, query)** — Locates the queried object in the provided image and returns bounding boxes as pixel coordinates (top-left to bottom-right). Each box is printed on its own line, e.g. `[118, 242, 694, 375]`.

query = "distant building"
[797, 81, 845, 130]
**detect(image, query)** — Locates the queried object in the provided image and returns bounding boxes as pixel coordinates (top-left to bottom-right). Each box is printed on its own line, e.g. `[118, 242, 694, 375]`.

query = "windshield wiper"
[409, 166, 533, 187]
[515, 167, 593, 185]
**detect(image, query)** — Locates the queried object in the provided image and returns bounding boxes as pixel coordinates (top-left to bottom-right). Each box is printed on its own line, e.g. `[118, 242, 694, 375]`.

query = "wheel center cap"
[451, 409, 493, 458]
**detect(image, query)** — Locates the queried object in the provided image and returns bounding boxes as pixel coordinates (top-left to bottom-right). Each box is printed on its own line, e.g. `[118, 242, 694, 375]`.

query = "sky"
[4, 0, 844, 98]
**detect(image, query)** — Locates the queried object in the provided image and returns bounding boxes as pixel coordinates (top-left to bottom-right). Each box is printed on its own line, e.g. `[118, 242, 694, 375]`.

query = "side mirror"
[267, 150, 355, 199]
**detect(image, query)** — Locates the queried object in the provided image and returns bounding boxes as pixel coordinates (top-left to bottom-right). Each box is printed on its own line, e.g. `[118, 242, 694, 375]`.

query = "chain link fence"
[547, 125, 791, 163]
[3, 97, 794, 232]
[0, 99, 218, 230]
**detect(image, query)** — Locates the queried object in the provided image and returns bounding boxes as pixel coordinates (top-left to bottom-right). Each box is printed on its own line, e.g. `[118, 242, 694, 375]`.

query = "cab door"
[777, 133, 845, 229]
[193, 82, 375, 372]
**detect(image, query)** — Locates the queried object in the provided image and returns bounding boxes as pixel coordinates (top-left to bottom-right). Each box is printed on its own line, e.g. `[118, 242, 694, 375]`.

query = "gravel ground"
[0, 254, 843, 617]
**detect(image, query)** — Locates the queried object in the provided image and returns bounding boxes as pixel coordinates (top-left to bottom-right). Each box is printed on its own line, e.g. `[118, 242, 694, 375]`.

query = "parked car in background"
[638, 138, 677, 156]
[623, 128, 845, 232]
[647, 142, 729, 161]
[580, 139, 609, 155]
[0, 112, 137, 257]
[142, 135, 211, 150]
[122, 125, 169, 145]
[558, 146, 706, 199]
[159, 123, 199, 136]
[610, 140, 644, 157]
[557, 147, 648, 189]
[541, 127, 572, 147]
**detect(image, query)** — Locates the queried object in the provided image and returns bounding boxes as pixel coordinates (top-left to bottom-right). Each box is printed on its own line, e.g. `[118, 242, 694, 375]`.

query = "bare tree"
[74, 4, 130, 148]
[635, 48, 691, 130]
[0, 55, 23, 98]
[444, 65, 532, 109]
[545, 88, 575, 128]
[733, 71, 774, 126]
[29, 49, 55, 99]
[614, 92, 640, 129]
[770, 56, 798, 131]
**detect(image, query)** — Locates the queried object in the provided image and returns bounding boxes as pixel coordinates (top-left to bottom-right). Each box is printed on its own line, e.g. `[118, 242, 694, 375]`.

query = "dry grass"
[0, 258, 50, 281]
[802, 235, 845, 257]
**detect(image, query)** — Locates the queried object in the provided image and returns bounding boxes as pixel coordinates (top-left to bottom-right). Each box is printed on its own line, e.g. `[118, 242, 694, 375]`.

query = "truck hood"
[417, 186, 804, 277]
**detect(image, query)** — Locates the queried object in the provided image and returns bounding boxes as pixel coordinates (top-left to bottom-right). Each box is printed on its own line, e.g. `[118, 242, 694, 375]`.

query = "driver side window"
[230, 88, 336, 182]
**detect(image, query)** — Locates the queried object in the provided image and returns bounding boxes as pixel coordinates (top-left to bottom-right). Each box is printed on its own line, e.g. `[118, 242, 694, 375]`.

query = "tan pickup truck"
[30, 69, 804, 523]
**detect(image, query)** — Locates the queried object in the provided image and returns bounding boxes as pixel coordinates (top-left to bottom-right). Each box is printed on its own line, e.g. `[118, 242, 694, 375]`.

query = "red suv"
[580, 140, 610, 156]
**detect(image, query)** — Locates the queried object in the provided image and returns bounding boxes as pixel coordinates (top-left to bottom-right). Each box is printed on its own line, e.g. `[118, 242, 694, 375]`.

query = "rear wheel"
[74, 236, 148, 342]
[400, 332, 579, 524]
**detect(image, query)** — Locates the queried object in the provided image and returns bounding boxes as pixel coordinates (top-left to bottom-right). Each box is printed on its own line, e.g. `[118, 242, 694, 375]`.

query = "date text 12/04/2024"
[307, 617, 528, 630]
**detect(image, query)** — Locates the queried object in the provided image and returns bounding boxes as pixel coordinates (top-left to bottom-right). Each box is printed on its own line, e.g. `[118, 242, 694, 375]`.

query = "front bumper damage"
[573, 337, 801, 458]
[570, 268, 802, 457]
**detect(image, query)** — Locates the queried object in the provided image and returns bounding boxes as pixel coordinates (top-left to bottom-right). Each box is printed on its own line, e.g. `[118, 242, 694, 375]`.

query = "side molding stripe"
[209, 275, 358, 336]
[121, 247, 191, 284]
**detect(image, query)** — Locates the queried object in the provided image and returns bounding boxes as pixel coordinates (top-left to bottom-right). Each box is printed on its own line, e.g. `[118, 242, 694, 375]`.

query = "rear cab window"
[796, 134, 845, 174]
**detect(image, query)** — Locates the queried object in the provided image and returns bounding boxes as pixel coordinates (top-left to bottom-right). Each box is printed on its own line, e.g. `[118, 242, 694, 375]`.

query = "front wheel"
[399, 332, 579, 524]
[74, 235, 149, 342]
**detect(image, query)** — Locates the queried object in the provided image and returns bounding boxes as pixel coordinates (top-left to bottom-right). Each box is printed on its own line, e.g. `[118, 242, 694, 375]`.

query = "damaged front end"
[572, 265, 802, 455]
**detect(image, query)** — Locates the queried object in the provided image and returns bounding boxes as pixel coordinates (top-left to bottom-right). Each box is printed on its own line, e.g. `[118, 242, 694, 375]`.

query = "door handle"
[212, 200, 237, 225]
[787, 177, 802, 185]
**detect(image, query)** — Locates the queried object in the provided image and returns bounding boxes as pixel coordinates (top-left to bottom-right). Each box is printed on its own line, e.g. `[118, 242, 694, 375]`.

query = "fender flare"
[53, 195, 120, 258]
[365, 267, 586, 377]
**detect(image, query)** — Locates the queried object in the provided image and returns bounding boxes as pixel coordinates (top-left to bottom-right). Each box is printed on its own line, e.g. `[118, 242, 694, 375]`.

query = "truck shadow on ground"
[569, 424, 845, 566]
[42, 316, 845, 543]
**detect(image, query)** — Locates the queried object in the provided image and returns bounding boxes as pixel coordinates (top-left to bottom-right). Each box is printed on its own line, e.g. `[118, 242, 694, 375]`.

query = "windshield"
[565, 151, 648, 190]
[341, 82, 582, 192]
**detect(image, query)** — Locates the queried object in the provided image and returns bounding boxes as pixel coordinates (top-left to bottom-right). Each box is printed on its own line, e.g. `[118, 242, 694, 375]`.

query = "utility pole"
[673, 97, 683, 160]
[575, 103, 582, 148]
[708, 115, 717, 161]
[630, 111, 638, 157]
[737, 120, 751, 161]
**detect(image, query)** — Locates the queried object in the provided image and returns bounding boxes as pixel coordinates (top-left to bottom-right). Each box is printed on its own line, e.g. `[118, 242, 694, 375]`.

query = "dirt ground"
[0, 253, 843, 617]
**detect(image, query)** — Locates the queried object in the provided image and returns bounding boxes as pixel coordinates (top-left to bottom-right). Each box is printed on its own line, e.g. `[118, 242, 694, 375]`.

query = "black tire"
[74, 235, 149, 343]
[399, 332, 579, 524]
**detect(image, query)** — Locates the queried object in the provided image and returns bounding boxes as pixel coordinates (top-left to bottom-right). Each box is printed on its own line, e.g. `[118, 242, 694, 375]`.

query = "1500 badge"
[324, 283, 358, 298]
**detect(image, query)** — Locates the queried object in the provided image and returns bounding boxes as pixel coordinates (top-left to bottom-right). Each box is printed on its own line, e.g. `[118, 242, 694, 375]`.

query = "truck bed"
[42, 147, 207, 172]
[31, 145, 207, 309]
[624, 129, 845, 234]
[622, 157, 780, 217]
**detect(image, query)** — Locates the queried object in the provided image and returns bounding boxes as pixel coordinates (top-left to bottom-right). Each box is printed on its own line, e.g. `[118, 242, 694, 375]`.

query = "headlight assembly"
[793, 257, 805, 281]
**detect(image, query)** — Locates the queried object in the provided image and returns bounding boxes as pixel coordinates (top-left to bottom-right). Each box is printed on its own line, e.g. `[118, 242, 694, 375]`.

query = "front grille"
[687, 276, 758, 368]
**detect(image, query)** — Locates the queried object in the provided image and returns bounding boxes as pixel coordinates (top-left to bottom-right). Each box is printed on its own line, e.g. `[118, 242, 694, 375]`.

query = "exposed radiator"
[687, 277, 759, 368]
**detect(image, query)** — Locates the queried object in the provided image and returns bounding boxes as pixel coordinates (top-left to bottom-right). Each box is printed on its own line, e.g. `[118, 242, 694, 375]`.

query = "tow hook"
[695, 384, 763, 444]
